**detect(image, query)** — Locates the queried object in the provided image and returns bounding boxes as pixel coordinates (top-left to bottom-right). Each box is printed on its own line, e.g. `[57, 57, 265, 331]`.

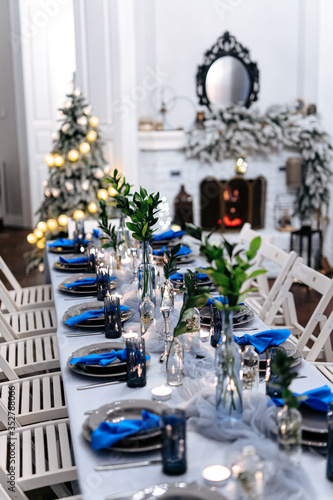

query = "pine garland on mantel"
[185, 104, 332, 217]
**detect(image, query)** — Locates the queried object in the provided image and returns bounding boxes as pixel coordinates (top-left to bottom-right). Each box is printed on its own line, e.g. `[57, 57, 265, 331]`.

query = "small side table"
[290, 227, 322, 268]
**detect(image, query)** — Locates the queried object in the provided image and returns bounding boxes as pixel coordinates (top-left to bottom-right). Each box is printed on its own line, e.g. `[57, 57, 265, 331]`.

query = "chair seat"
[309, 361, 333, 384]
[0, 372, 67, 428]
[2, 308, 57, 339]
[0, 334, 59, 381]
[0, 418, 77, 493]
[1, 284, 54, 312]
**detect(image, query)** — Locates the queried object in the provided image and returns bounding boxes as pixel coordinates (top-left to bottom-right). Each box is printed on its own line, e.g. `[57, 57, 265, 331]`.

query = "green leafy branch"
[104, 168, 132, 201]
[98, 199, 123, 250]
[272, 350, 307, 409]
[116, 188, 162, 241]
[163, 243, 181, 280]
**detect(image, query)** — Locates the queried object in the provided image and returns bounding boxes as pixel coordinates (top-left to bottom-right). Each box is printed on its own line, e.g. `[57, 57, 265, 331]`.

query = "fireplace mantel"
[138, 130, 186, 150]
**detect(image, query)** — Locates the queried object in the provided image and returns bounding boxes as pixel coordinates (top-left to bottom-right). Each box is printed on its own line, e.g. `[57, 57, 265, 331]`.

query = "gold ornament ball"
[89, 116, 100, 127]
[37, 221, 48, 232]
[68, 149, 79, 161]
[58, 214, 69, 227]
[47, 219, 58, 230]
[44, 154, 55, 167]
[54, 155, 65, 167]
[87, 130, 97, 142]
[97, 189, 108, 200]
[34, 229, 43, 239]
[108, 186, 118, 197]
[73, 209, 85, 220]
[79, 142, 91, 154]
[27, 233, 37, 244]
[88, 202, 98, 214]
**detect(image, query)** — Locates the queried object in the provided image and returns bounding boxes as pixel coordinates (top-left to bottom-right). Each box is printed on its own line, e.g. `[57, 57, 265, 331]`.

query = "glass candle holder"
[241, 345, 259, 391]
[104, 293, 122, 339]
[161, 408, 187, 475]
[265, 348, 283, 398]
[73, 230, 85, 254]
[126, 337, 147, 388]
[86, 244, 100, 273]
[277, 406, 302, 465]
[96, 263, 111, 301]
[210, 305, 222, 348]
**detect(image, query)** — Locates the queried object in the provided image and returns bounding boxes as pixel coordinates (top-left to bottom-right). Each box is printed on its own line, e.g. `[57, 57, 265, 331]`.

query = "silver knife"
[77, 380, 124, 390]
[95, 459, 162, 471]
[66, 332, 104, 337]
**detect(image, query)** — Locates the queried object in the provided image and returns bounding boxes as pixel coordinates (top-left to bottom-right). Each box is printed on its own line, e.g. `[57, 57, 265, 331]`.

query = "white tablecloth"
[46, 250, 333, 500]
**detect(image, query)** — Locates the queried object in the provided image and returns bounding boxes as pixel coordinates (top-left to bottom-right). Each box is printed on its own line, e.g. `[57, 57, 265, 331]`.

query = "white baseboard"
[2, 214, 24, 227]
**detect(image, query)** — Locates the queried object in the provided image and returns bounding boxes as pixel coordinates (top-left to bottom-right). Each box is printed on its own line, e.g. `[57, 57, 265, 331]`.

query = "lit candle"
[151, 385, 172, 401]
[199, 329, 210, 342]
[202, 465, 231, 486]
[122, 330, 139, 340]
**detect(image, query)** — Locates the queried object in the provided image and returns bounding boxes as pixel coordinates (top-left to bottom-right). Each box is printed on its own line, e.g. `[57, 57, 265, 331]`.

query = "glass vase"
[241, 345, 259, 392]
[277, 406, 302, 464]
[109, 248, 122, 271]
[215, 309, 243, 421]
[161, 278, 175, 309]
[138, 241, 156, 309]
[166, 338, 184, 387]
[140, 295, 155, 335]
[117, 212, 130, 260]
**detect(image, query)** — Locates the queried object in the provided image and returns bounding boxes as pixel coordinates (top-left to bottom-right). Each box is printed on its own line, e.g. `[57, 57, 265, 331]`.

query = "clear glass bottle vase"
[277, 406, 302, 464]
[138, 241, 156, 309]
[161, 278, 175, 309]
[117, 212, 130, 260]
[166, 337, 184, 386]
[215, 309, 243, 421]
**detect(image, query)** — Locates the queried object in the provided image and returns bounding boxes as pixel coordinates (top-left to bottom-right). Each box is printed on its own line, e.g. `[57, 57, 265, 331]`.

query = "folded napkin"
[151, 229, 185, 241]
[91, 410, 160, 450]
[48, 238, 89, 247]
[272, 385, 333, 413]
[170, 271, 208, 282]
[153, 245, 192, 257]
[234, 329, 291, 354]
[59, 255, 88, 264]
[70, 349, 128, 366]
[93, 229, 102, 238]
[65, 305, 130, 326]
[206, 296, 228, 306]
[63, 276, 116, 289]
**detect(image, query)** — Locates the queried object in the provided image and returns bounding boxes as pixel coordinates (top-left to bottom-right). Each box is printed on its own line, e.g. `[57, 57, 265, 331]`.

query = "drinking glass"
[161, 408, 187, 475]
[73, 230, 85, 254]
[104, 294, 122, 339]
[86, 244, 100, 273]
[265, 348, 283, 398]
[96, 263, 110, 301]
[126, 337, 147, 388]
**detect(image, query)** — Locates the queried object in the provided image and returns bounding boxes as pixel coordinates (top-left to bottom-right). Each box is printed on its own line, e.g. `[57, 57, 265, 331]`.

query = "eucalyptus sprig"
[163, 244, 181, 280]
[98, 199, 123, 249]
[173, 272, 210, 337]
[272, 350, 307, 409]
[116, 188, 162, 241]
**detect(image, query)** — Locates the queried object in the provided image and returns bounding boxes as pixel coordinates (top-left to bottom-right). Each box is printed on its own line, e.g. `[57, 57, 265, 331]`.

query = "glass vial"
[241, 345, 259, 391]
[166, 338, 184, 387]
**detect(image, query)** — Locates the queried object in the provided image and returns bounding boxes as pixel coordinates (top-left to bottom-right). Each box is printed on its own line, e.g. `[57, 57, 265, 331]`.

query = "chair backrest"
[0, 310, 19, 341]
[306, 309, 333, 362]
[0, 256, 21, 291]
[0, 281, 19, 313]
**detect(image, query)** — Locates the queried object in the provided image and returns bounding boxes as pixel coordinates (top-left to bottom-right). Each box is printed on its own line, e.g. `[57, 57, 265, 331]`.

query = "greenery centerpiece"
[161, 244, 181, 309]
[117, 188, 162, 307]
[186, 224, 266, 420]
[98, 199, 123, 269]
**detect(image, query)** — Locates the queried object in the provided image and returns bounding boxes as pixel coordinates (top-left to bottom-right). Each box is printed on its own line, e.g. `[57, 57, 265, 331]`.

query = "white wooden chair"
[245, 241, 298, 320]
[0, 371, 67, 430]
[305, 309, 333, 383]
[0, 308, 57, 342]
[0, 418, 77, 499]
[0, 256, 54, 312]
[264, 258, 333, 360]
[0, 334, 60, 382]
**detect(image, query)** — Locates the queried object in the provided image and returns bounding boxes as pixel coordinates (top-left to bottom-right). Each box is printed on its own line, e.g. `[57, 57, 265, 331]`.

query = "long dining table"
[46, 248, 333, 500]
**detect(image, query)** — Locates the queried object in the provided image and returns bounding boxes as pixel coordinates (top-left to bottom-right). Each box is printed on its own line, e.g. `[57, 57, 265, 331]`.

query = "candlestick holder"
[161, 408, 187, 475]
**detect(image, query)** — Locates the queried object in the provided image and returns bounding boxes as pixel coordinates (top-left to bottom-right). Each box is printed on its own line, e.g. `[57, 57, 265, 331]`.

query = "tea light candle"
[151, 385, 172, 401]
[122, 331, 139, 340]
[199, 329, 210, 342]
[202, 465, 231, 486]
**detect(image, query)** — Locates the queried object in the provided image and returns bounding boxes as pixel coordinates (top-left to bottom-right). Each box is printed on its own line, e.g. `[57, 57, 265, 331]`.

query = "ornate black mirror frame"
[196, 31, 260, 110]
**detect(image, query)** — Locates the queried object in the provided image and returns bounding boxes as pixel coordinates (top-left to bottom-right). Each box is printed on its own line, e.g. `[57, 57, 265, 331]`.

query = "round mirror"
[205, 57, 251, 107]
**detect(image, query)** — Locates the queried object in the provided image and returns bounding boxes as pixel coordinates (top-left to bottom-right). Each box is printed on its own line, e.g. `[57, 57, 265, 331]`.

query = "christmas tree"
[26, 81, 116, 271]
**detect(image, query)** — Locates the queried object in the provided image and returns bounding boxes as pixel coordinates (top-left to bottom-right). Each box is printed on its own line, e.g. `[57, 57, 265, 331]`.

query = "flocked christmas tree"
[26, 79, 116, 271]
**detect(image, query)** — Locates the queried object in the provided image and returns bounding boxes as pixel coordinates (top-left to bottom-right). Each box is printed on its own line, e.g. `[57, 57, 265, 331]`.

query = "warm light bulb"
[77, 116, 88, 126]
[36, 239, 45, 249]
[108, 186, 118, 197]
[73, 209, 85, 220]
[79, 142, 90, 154]
[27, 233, 37, 244]
[34, 229, 43, 239]
[58, 214, 69, 226]
[37, 221, 47, 232]
[54, 155, 65, 167]
[88, 202, 98, 213]
[97, 189, 108, 200]
[38, 263, 44, 273]
[68, 149, 79, 161]
[89, 116, 99, 127]
[86, 130, 97, 141]
[44, 154, 55, 167]
[47, 219, 58, 230]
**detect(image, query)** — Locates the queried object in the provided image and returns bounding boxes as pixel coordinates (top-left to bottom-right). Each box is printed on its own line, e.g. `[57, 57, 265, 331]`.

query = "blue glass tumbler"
[73, 230, 85, 254]
[96, 263, 110, 301]
[86, 244, 100, 273]
[266, 348, 283, 398]
[210, 305, 222, 348]
[161, 408, 187, 475]
[104, 294, 122, 339]
[126, 337, 147, 388]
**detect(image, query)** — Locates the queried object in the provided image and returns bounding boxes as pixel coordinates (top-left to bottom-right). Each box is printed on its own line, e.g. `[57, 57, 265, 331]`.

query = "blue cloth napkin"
[59, 255, 88, 264]
[48, 238, 89, 247]
[234, 329, 291, 354]
[63, 276, 116, 289]
[70, 349, 128, 366]
[170, 272, 208, 281]
[272, 385, 333, 413]
[206, 296, 228, 306]
[151, 230, 185, 241]
[65, 305, 130, 326]
[93, 229, 102, 238]
[153, 245, 192, 257]
[91, 410, 160, 450]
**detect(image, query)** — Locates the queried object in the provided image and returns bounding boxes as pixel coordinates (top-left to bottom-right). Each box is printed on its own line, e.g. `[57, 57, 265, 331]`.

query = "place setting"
[149, 229, 186, 250]
[170, 270, 213, 293]
[53, 253, 88, 272]
[152, 244, 194, 266]
[58, 273, 118, 296]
